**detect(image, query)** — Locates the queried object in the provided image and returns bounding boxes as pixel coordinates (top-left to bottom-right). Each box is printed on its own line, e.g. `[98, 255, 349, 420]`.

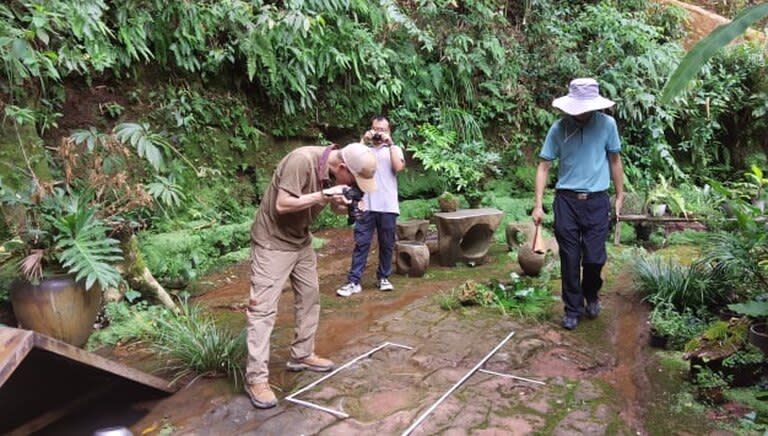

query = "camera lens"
[372, 133, 382, 141]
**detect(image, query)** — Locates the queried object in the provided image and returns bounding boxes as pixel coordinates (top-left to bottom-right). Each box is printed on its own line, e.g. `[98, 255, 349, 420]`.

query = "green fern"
[114, 122, 167, 170]
[51, 203, 123, 291]
[147, 175, 186, 208]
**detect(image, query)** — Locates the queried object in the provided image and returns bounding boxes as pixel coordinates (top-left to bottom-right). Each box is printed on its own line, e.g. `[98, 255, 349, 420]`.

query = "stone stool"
[396, 219, 429, 242]
[395, 241, 430, 277]
[433, 208, 503, 266]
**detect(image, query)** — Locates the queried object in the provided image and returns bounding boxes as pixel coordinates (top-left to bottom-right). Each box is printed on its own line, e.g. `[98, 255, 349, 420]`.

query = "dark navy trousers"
[347, 211, 397, 285]
[553, 191, 610, 318]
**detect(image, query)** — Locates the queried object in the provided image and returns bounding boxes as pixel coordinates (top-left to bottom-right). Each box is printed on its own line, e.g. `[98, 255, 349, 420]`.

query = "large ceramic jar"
[10, 274, 102, 347]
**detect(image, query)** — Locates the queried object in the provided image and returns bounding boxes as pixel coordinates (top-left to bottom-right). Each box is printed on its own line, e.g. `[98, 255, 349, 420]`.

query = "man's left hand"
[614, 193, 623, 219]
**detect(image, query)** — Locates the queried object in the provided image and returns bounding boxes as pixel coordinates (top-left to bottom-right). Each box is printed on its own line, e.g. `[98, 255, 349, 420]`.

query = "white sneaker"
[336, 282, 361, 297]
[378, 278, 394, 291]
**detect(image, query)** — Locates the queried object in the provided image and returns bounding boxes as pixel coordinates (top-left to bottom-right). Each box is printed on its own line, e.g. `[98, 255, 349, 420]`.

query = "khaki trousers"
[245, 243, 320, 384]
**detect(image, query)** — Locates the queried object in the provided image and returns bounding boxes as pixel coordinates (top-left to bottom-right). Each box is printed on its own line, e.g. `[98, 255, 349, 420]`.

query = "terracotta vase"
[10, 274, 102, 347]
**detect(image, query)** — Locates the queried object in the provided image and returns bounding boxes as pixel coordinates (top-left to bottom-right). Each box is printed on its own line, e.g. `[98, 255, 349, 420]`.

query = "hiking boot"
[287, 353, 335, 372]
[378, 278, 394, 291]
[586, 301, 601, 319]
[246, 382, 277, 409]
[561, 315, 579, 330]
[336, 282, 361, 297]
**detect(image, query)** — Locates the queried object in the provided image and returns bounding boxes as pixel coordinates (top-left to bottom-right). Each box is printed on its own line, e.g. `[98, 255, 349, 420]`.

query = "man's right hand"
[322, 185, 351, 207]
[531, 206, 545, 226]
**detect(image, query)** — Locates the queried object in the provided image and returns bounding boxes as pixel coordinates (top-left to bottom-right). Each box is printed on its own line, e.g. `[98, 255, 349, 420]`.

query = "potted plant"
[728, 298, 768, 355]
[720, 346, 765, 386]
[1, 122, 180, 345]
[1, 184, 123, 346]
[437, 191, 460, 213]
[644, 175, 688, 218]
[743, 165, 767, 212]
[691, 365, 729, 404]
[647, 303, 707, 350]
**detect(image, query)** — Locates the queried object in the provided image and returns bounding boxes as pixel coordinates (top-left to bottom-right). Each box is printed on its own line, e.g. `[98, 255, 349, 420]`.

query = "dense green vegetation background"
[1, 0, 767, 283]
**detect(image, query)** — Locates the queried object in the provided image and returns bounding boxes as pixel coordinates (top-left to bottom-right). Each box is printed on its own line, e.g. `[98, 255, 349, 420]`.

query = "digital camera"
[343, 185, 365, 225]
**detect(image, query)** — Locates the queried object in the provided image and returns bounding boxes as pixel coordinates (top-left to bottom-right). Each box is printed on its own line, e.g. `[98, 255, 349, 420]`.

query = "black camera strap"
[317, 143, 339, 189]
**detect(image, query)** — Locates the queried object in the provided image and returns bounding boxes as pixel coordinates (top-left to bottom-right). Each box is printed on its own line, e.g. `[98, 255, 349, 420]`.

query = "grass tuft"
[153, 301, 247, 388]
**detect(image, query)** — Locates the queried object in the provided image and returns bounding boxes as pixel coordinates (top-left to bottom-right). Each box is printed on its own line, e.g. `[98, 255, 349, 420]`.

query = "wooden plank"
[31, 332, 176, 393]
[0, 328, 34, 388]
[617, 214, 699, 223]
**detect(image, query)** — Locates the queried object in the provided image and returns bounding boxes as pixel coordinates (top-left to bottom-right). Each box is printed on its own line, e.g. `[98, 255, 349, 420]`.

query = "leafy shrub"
[87, 300, 172, 349]
[506, 166, 537, 195]
[665, 229, 710, 246]
[140, 221, 252, 285]
[648, 302, 709, 350]
[702, 230, 768, 300]
[410, 124, 500, 194]
[399, 199, 435, 221]
[397, 168, 443, 200]
[310, 208, 347, 231]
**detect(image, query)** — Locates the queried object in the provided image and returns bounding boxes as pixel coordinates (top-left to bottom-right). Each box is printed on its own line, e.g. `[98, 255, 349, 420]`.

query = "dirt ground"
[70, 227, 722, 436]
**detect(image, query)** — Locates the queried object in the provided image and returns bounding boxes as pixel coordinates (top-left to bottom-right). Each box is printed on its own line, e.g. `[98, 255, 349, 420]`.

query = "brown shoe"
[286, 353, 335, 372]
[246, 382, 277, 409]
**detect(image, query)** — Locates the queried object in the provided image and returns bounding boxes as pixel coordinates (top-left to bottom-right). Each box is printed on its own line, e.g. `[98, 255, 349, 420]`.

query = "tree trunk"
[119, 232, 178, 311]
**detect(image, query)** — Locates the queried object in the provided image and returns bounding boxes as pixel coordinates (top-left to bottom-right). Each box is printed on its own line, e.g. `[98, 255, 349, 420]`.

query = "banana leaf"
[660, 4, 768, 105]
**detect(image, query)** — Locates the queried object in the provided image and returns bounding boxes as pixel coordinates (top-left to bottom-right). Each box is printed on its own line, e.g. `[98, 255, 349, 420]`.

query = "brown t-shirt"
[250, 146, 329, 250]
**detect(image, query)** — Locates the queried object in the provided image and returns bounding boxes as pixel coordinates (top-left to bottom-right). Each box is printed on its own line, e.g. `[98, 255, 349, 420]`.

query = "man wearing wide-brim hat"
[531, 78, 625, 331]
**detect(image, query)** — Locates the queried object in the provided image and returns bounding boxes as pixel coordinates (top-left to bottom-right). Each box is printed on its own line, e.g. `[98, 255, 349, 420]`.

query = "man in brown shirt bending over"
[245, 142, 377, 409]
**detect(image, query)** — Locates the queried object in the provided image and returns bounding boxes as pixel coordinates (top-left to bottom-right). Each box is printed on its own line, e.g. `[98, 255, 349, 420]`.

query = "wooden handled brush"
[532, 223, 545, 254]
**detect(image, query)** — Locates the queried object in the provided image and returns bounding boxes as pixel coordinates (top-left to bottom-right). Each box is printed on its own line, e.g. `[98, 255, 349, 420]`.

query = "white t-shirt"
[364, 144, 404, 214]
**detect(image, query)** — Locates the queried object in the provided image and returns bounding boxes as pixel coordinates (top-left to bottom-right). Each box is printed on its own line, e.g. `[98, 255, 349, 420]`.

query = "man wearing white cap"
[245, 142, 377, 408]
[531, 78, 625, 331]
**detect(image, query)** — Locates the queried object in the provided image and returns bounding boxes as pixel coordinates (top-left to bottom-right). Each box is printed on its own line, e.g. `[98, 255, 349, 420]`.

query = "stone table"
[433, 208, 503, 266]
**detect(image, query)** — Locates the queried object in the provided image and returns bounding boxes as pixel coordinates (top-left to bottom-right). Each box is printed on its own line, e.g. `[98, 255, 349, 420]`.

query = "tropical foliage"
[660, 3, 768, 104]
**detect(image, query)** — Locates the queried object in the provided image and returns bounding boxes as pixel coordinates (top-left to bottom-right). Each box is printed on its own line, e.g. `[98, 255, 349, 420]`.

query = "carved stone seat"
[395, 241, 430, 277]
[433, 208, 503, 266]
[396, 219, 429, 242]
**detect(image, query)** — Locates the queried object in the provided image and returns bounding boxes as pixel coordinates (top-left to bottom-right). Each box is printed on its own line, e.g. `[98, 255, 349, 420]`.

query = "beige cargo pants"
[245, 243, 320, 385]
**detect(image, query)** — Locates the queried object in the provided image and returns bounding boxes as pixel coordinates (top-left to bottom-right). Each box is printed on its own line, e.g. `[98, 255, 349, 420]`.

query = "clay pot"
[10, 274, 102, 347]
[438, 196, 459, 213]
[518, 245, 545, 276]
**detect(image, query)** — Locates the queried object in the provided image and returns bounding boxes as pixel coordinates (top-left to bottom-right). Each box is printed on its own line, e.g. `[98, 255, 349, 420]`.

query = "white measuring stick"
[285, 342, 414, 417]
[477, 368, 546, 385]
[400, 331, 516, 436]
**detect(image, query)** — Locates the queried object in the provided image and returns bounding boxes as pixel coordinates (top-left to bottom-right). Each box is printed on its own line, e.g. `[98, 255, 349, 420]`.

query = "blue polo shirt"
[539, 112, 621, 192]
